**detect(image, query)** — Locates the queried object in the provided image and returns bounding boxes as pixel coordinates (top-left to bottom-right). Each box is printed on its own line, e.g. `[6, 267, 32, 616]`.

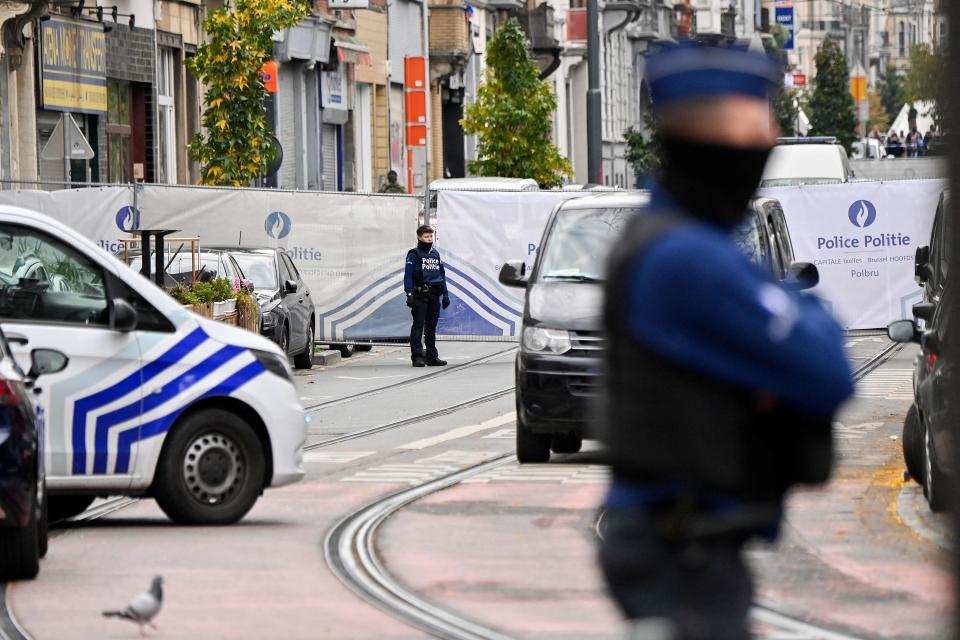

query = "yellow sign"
[40, 15, 107, 115]
[850, 76, 867, 103]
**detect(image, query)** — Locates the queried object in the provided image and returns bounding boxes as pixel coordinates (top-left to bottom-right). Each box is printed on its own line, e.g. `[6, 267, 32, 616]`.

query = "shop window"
[107, 80, 132, 183]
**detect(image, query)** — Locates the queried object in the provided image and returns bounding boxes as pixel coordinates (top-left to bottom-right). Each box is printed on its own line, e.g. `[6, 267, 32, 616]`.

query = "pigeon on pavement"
[102, 576, 163, 636]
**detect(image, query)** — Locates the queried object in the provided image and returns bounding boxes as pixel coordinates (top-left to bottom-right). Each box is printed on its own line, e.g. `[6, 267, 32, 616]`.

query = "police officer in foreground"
[598, 41, 854, 640]
[404, 225, 450, 367]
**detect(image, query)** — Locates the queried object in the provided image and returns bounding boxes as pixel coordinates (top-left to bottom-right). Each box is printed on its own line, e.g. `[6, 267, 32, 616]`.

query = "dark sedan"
[0, 328, 68, 580]
[210, 247, 316, 369]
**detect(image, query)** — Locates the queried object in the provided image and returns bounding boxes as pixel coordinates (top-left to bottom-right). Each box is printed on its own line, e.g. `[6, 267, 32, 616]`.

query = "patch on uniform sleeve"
[757, 283, 798, 342]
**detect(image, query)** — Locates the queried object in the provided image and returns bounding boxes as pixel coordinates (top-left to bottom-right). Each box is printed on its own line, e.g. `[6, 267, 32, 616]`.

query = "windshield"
[732, 215, 765, 266]
[761, 145, 846, 183]
[537, 208, 637, 282]
[231, 253, 277, 291]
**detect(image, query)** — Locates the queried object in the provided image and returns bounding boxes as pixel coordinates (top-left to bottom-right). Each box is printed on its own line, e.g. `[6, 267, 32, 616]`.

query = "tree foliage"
[187, 0, 309, 186]
[623, 125, 658, 183]
[878, 62, 905, 123]
[904, 44, 944, 103]
[808, 39, 857, 151]
[460, 18, 571, 188]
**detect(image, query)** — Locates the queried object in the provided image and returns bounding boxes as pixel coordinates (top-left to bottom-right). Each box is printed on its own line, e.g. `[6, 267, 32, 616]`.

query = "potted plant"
[235, 287, 259, 332]
[212, 277, 237, 317]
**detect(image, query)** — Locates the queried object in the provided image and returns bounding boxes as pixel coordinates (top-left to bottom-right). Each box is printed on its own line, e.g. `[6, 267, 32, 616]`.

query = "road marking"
[856, 369, 914, 400]
[483, 428, 515, 439]
[396, 413, 516, 450]
[340, 451, 500, 484]
[751, 605, 865, 640]
[303, 451, 376, 464]
[464, 463, 610, 484]
[832, 421, 885, 440]
[336, 374, 410, 380]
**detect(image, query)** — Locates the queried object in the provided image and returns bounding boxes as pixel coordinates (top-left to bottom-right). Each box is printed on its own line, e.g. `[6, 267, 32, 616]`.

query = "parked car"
[890, 188, 953, 511]
[888, 295, 952, 511]
[499, 192, 817, 463]
[210, 247, 316, 368]
[119, 248, 251, 291]
[760, 136, 855, 187]
[0, 326, 68, 580]
[914, 189, 950, 304]
[0, 207, 306, 525]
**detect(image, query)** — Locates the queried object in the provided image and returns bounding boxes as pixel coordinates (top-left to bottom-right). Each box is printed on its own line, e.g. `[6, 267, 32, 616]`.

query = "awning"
[334, 34, 373, 66]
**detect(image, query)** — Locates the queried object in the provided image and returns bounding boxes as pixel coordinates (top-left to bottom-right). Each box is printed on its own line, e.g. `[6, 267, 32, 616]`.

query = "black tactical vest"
[600, 210, 832, 502]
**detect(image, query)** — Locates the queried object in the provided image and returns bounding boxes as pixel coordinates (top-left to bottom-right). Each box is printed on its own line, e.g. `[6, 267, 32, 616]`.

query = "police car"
[0, 206, 306, 525]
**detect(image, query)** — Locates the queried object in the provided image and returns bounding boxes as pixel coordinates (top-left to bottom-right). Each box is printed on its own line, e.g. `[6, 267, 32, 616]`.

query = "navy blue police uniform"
[404, 239, 450, 365]
[597, 42, 855, 640]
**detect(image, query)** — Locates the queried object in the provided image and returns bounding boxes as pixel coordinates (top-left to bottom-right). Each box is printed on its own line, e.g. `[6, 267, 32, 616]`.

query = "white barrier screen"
[760, 180, 945, 329]
[139, 186, 419, 340]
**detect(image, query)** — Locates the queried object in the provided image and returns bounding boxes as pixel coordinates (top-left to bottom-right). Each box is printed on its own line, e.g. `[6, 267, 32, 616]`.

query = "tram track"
[324, 338, 907, 640]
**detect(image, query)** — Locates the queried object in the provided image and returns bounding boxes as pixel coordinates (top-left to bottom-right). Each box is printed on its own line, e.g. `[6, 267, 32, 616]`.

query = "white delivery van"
[0, 206, 305, 524]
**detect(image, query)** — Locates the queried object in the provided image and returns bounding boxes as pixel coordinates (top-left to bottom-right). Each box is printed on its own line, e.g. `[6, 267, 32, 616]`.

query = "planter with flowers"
[169, 277, 257, 331]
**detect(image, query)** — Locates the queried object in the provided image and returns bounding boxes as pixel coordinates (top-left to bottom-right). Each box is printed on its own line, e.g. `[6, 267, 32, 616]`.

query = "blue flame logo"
[115, 206, 140, 232]
[264, 211, 291, 239]
[847, 200, 877, 228]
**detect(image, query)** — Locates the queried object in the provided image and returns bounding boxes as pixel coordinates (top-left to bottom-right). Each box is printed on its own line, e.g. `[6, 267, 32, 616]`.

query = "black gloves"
[442, 295, 450, 309]
[405, 294, 415, 308]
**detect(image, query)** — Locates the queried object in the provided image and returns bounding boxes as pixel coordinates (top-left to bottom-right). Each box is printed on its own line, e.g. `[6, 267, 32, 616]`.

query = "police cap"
[645, 41, 781, 110]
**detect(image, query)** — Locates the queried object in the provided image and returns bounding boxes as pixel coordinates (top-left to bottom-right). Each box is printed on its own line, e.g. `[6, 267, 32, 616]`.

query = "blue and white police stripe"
[69, 327, 266, 476]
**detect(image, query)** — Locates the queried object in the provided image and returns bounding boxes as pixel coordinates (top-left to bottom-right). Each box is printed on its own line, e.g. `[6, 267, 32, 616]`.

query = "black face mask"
[417, 240, 433, 252]
[657, 136, 772, 228]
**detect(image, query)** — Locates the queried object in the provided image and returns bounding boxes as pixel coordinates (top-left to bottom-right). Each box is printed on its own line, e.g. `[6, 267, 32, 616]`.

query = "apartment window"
[898, 21, 905, 57]
[106, 80, 131, 183]
[157, 48, 177, 184]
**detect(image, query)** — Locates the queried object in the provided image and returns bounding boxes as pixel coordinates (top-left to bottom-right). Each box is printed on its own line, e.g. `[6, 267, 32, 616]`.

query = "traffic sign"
[793, 73, 807, 87]
[775, 4, 794, 50]
[40, 113, 95, 161]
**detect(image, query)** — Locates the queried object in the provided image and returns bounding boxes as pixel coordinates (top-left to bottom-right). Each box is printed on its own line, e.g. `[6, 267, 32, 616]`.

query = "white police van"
[0, 206, 305, 524]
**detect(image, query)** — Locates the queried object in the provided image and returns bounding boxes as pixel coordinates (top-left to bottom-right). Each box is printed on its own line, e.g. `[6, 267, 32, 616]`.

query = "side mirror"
[915, 245, 931, 283]
[284, 279, 298, 294]
[782, 262, 819, 291]
[887, 319, 919, 343]
[28, 348, 69, 379]
[498, 261, 528, 288]
[912, 301, 936, 322]
[111, 298, 138, 332]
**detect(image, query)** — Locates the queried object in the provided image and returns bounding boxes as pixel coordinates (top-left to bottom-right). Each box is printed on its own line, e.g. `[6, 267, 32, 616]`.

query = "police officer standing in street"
[598, 42, 854, 640]
[405, 225, 450, 367]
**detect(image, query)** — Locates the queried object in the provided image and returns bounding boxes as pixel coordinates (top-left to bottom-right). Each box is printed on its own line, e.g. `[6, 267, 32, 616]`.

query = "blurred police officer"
[405, 225, 450, 367]
[598, 41, 854, 640]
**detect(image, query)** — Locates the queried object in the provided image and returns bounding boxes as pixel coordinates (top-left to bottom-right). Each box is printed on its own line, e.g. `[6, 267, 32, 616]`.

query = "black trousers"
[598, 508, 754, 640]
[409, 293, 441, 360]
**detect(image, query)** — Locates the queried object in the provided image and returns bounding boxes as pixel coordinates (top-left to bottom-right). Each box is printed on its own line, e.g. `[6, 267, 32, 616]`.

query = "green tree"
[623, 124, 658, 181]
[878, 62, 905, 122]
[460, 18, 571, 188]
[808, 39, 857, 152]
[773, 85, 798, 137]
[904, 44, 944, 103]
[187, 0, 309, 186]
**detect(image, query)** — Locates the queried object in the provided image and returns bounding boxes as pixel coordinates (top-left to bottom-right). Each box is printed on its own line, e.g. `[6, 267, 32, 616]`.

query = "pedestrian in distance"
[597, 40, 854, 640]
[404, 224, 450, 367]
[379, 170, 407, 194]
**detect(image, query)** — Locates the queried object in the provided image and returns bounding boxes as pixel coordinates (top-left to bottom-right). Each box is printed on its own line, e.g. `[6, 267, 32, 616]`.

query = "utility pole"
[586, 0, 602, 185]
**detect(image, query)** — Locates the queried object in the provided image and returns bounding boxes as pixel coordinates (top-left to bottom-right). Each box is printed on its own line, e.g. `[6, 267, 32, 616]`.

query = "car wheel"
[293, 325, 314, 370]
[0, 492, 40, 581]
[154, 409, 266, 525]
[516, 415, 551, 463]
[48, 495, 96, 522]
[355, 344, 373, 352]
[38, 487, 48, 559]
[551, 434, 583, 454]
[338, 344, 355, 358]
[924, 422, 950, 512]
[902, 404, 924, 484]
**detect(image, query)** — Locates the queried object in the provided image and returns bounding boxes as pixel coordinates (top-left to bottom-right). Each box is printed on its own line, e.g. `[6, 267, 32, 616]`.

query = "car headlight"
[251, 349, 294, 383]
[261, 310, 276, 326]
[522, 327, 572, 354]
